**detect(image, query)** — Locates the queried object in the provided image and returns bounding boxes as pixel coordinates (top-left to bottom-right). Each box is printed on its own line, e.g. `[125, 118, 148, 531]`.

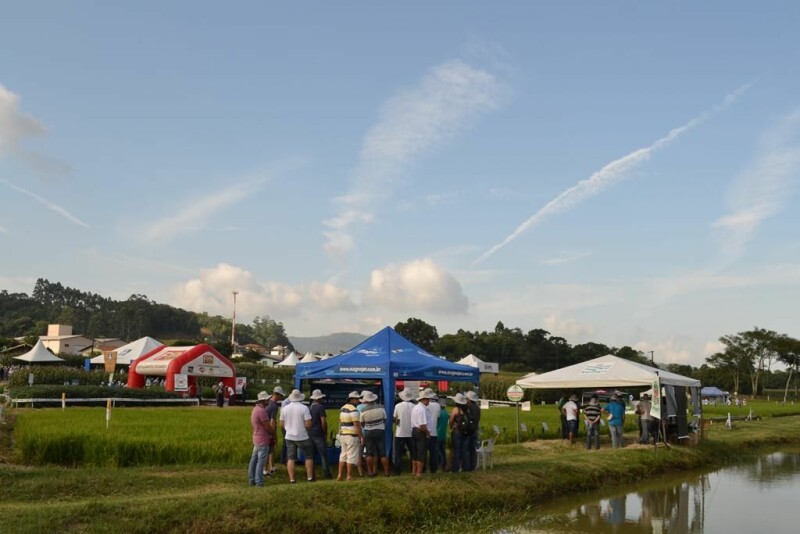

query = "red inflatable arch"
[127, 343, 236, 392]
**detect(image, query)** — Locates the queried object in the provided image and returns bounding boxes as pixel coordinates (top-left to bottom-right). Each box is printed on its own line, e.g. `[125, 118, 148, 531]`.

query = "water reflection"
[507, 452, 800, 533]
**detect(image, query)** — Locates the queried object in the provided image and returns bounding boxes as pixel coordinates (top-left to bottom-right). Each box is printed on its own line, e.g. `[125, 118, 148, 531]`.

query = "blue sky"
[2, 2, 799, 365]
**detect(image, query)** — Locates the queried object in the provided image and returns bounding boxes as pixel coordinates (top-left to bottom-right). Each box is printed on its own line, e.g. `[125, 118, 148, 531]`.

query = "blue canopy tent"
[294, 326, 480, 455]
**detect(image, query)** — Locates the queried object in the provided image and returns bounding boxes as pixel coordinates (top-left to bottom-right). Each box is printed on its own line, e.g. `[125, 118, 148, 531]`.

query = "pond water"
[503, 451, 800, 533]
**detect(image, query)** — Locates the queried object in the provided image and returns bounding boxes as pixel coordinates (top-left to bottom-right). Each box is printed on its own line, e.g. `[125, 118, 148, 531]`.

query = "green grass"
[3, 409, 800, 533]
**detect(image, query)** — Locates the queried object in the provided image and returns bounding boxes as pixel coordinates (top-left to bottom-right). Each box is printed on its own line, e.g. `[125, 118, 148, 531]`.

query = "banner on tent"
[651, 377, 662, 420]
[174, 374, 188, 391]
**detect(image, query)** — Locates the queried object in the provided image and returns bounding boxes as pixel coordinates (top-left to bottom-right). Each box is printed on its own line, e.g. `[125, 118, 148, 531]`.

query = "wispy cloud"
[141, 161, 301, 243]
[713, 109, 800, 258]
[323, 59, 508, 261]
[541, 251, 591, 266]
[0, 178, 89, 227]
[473, 83, 752, 265]
[0, 83, 70, 179]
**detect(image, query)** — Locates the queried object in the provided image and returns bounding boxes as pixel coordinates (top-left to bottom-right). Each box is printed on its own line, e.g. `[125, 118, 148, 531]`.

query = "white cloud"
[473, 83, 752, 265]
[542, 313, 596, 341]
[0, 224, 7, 234]
[713, 109, 800, 258]
[0, 178, 89, 227]
[323, 59, 507, 260]
[363, 258, 469, 314]
[0, 83, 69, 177]
[703, 340, 724, 357]
[170, 263, 355, 320]
[634, 339, 694, 365]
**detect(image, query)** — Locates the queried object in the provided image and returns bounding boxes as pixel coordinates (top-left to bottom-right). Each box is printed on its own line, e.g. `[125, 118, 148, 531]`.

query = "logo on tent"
[580, 363, 614, 375]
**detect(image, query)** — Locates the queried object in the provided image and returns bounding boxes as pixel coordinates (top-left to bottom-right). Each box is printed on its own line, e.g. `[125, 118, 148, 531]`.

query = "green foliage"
[395, 318, 439, 352]
[8, 367, 111, 387]
[10, 385, 182, 400]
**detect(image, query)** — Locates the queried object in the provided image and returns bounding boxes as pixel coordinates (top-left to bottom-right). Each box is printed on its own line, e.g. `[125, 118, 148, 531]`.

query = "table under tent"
[516, 355, 702, 444]
[294, 326, 480, 455]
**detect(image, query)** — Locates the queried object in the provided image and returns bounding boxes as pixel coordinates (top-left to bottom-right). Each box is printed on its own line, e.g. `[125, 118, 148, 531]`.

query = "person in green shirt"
[436, 398, 449, 470]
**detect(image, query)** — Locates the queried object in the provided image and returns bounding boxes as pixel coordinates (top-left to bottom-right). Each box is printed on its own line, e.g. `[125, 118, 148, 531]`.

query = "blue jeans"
[609, 424, 624, 448]
[248, 444, 269, 486]
[393, 436, 413, 475]
[310, 435, 331, 477]
[586, 422, 600, 449]
[450, 432, 469, 472]
[465, 434, 478, 471]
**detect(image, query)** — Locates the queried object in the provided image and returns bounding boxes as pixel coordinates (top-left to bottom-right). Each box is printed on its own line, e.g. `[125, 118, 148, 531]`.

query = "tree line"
[0, 279, 293, 355]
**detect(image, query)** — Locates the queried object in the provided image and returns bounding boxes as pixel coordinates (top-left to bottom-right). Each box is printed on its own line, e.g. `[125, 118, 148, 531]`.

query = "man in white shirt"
[280, 389, 314, 483]
[410, 389, 435, 478]
[423, 388, 442, 474]
[562, 393, 579, 445]
[392, 389, 415, 475]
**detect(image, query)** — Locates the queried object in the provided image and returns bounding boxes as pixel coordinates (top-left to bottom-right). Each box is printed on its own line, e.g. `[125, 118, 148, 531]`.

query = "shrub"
[10, 385, 184, 400]
[8, 366, 113, 387]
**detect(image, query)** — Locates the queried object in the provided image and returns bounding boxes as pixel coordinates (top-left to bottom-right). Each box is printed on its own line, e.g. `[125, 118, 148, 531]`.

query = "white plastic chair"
[520, 422, 528, 435]
[541, 422, 550, 436]
[476, 437, 495, 469]
[492, 424, 501, 436]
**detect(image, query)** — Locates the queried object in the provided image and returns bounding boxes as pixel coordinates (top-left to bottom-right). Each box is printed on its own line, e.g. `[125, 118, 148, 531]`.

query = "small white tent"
[299, 352, 319, 363]
[516, 355, 700, 389]
[277, 351, 301, 367]
[13, 339, 65, 363]
[90, 336, 162, 365]
[457, 353, 499, 373]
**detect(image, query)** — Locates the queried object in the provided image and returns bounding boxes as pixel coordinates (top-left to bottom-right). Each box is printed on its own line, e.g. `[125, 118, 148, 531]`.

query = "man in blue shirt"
[602, 394, 626, 448]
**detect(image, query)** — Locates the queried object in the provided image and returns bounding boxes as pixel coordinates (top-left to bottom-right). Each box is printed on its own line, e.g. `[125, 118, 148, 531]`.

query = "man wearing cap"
[423, 388, 441, 474]
[411, 389, 435, 478]
[337, 391, 364, 481]
[264, 386, 285, 477]
[215, 381, 226, 408]
[308, 389, 332, 479]
[603, 394, 626, 448]
[464, 390, 481, 471]
[562, 393, 580, 445]
[393, 389, 416, 475]
[359, 390, 390, 477]
[279, 389, 315, 483]
[248, 391, 272, 486]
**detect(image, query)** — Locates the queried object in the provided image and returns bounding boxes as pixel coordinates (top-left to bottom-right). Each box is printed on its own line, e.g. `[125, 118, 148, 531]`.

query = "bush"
[8, 366, 114, 387]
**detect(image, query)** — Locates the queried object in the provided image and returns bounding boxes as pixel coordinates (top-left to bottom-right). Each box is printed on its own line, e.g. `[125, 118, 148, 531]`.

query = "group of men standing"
[248, 385, 483, 486]
[559, 392, 658, 450]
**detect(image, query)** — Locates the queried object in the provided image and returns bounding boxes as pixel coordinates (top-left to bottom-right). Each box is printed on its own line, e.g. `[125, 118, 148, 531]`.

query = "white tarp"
[276, 351, 301, 367]
[90, 336, 162, 365]
[13, 339, 65, 363]
[516, 354, 700, 389]
[457, 353, 499, 373]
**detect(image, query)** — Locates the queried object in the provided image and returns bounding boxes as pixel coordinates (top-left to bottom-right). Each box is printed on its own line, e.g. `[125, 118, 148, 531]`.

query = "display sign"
[173, 373, 188, 391]
[103, 351, 118, 374]
[651, 377, 662, 420]
[507, 384, 524, 402]
[235, 376, 247, 394]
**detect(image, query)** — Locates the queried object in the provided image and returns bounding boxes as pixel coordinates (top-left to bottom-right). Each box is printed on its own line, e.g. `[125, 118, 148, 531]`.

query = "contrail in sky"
[0, 178, 89, 228]
[472, 83, 752, 266]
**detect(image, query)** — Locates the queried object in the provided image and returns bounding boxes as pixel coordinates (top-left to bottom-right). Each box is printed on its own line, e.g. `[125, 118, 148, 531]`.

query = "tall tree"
[251, 315, 293, 352]
[774, 335, 800, 402]
[395, 318, 439, 352]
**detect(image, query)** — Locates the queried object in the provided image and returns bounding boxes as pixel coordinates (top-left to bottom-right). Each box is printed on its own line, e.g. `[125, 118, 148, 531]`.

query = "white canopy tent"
[13, 339, 65, 363]
[276, 351, 301, 367]
[90, 336, 162, 365]
[516, 355, 699, 389]
[457, 353, 499, 374]
[299, 352, 319, 363]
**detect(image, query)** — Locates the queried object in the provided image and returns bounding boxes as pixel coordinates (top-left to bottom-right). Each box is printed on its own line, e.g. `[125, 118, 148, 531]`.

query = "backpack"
[462, 405, 477, 436]
[454, 408, 468, 436]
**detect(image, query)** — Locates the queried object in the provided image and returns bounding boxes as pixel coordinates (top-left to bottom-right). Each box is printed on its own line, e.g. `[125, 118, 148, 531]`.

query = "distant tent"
[277, 351, 301, 367]
[299, 352, 319, 363]
[701, 386, 728, 398]
[13, 339, 65, 363]
[518, 370, 538, 383]
[457, 353, 499, 373]
[317, 353, 332, 361]
[90, 336, 162, 365]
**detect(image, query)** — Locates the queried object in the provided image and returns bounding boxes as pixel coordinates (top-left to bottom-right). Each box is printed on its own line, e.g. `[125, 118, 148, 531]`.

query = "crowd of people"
[558, 392, 660, 450]
[247, 386, 484, 486]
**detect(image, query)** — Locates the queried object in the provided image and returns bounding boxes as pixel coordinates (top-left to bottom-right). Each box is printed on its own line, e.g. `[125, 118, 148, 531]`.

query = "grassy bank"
[2, 410, 800, 533]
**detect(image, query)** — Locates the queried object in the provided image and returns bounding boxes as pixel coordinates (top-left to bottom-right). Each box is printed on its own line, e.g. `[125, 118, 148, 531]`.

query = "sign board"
[651, 377, 662, 420]
[507, 384, 524, 402]
[103, 351, 118, 374]
[173, 373, 188, 391]
[235, 376, 247, 394]
[28, 373, 34, 386]
[521, 401, 531, 412]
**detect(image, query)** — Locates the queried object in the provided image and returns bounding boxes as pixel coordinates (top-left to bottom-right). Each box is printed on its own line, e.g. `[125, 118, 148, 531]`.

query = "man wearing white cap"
[337, 391, 364, 481]
[308, 389, 332, 479]
[248, 391, 272, 487]
[279, 389, 314, 483]
[464, 390, 481, 471]
[359, 390, 390, 477]
[411, 389, 435, 478]
[423, 388, 441, 474]
[392, 388, 416, 475]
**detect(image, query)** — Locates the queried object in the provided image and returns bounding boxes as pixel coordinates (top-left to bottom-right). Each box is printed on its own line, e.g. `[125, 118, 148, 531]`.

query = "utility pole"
[648, 350, 655, 364]
[231, 291, 239, 347]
